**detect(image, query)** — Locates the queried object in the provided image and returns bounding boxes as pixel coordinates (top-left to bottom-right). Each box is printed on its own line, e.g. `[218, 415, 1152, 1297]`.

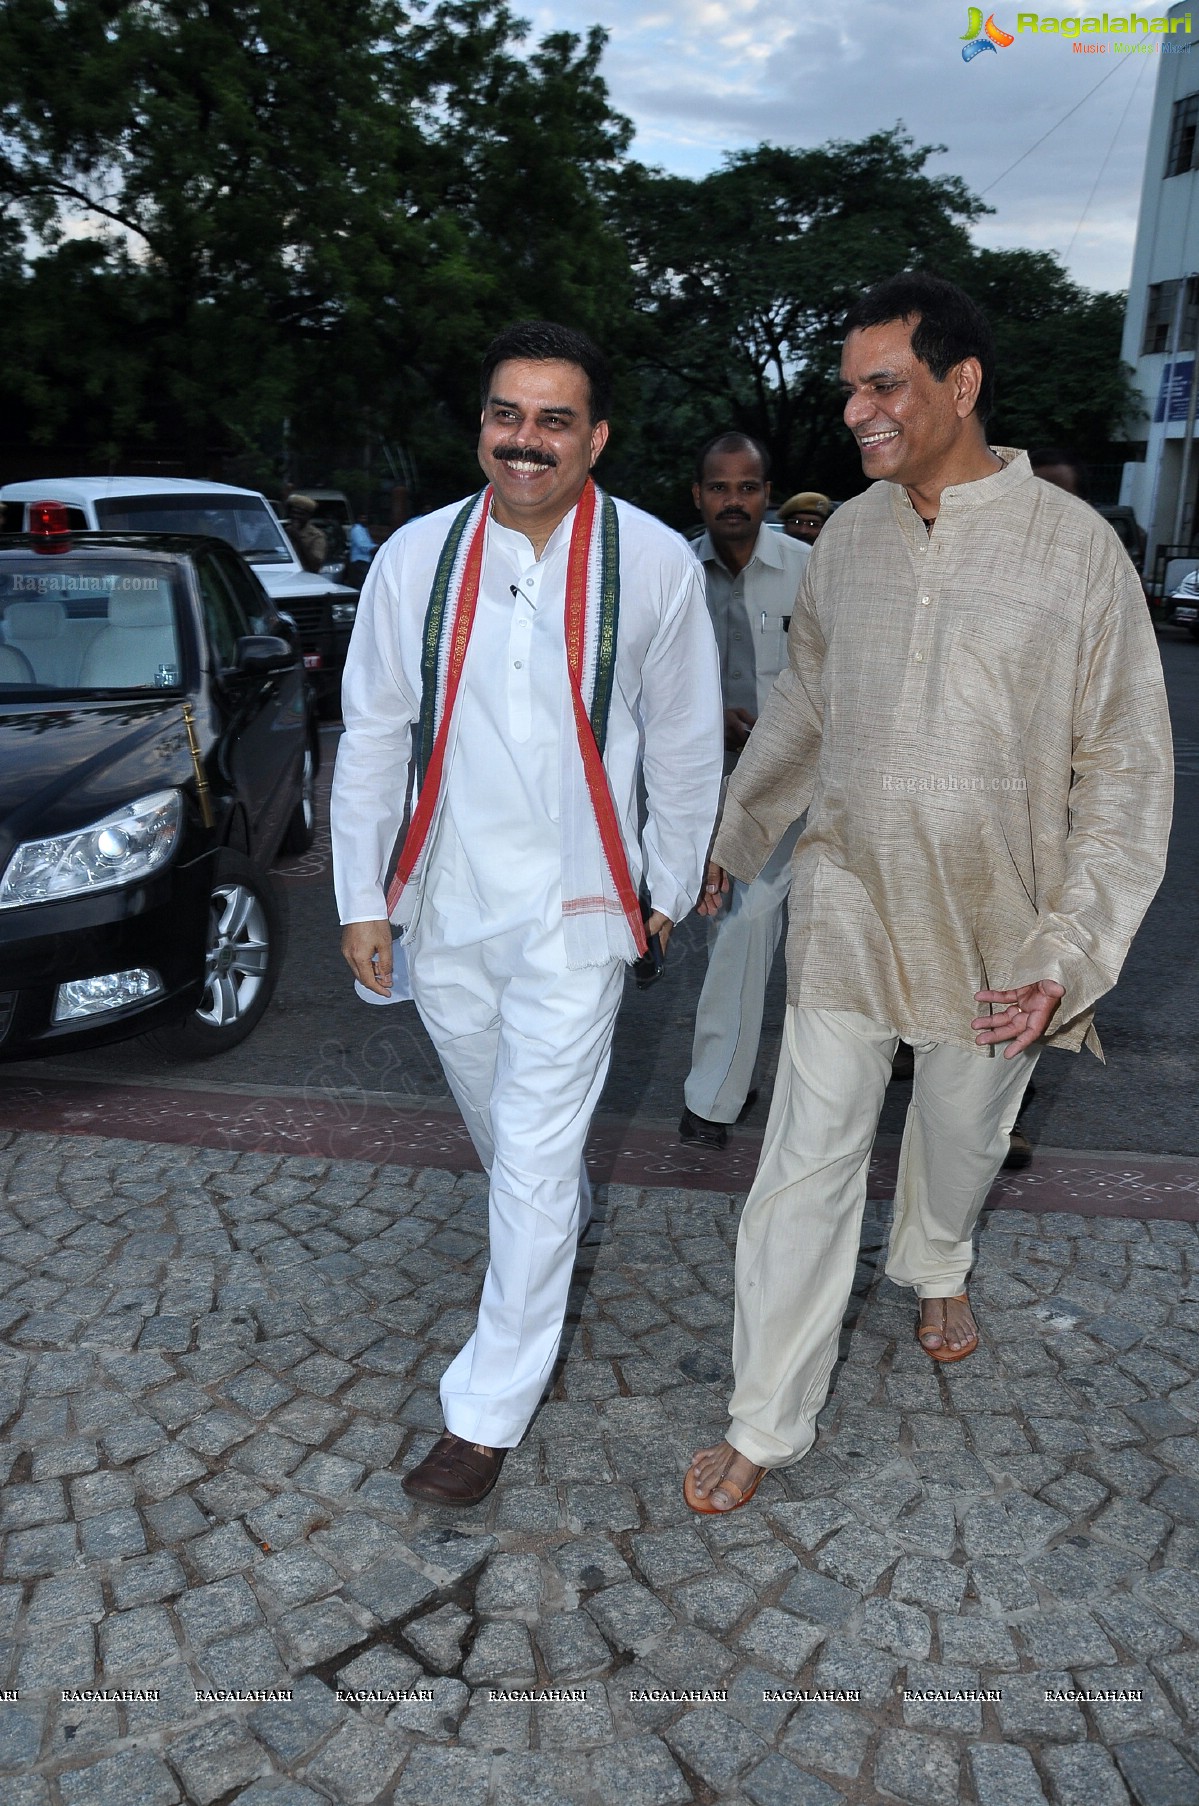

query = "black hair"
[843, 273, 996, 424]
[479, 320, 612, 425]
[694, 431, 772, 486]
[1029, 446, 1089, 497]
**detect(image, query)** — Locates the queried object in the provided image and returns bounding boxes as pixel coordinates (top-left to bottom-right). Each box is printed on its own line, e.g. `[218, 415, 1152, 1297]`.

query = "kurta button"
[914, 651, 924, 663]
[513, 660, 523, 669]
[920, 596, 931, 606]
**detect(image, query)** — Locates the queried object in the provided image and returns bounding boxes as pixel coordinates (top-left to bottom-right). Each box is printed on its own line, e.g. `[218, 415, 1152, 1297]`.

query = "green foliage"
[0, 11, 1138, 509]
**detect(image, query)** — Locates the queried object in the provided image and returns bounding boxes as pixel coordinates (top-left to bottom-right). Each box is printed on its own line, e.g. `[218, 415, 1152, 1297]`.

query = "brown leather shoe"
[401, 1432, 506, 1506]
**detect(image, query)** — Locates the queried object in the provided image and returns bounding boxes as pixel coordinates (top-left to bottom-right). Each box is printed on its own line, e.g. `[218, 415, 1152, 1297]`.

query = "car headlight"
[0, 790, 182, 908]
[331, 600, 357, 625]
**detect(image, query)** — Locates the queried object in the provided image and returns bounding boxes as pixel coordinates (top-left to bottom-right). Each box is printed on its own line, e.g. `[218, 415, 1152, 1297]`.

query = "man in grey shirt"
[680, 432, 810, 1149]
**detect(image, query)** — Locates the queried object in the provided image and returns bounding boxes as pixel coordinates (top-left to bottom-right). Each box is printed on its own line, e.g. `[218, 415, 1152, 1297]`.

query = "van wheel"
[280, 737, 317, 855]
[148, 852, 286, 1059]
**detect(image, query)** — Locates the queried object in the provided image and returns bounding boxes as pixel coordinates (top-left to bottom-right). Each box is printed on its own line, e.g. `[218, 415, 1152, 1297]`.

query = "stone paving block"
[4, 1520, 77, 1578]
[814, 1636, 898, 1707]
[165, 1718, 270, 1805]
[672, 1573, 756, 1636]
[937, 1613, 1019, 1669]
[650, 1625, 737, 1687]
[891, 1556, 966, 1614]
[535, 1689, 614, 1751]
[874, 1729, 961, 1806]
[0, 1701, 43, 1774]
[725, 1538, 800, 1590]
[995, 1670, 1087, 1742]
[188, 1521, 261, 1581]
[462, 1620, 538, 1685]
[293, 1450, 367, 1498]
[276, 1596, 367, 1667]
[1140, 1570, 1199, 1642]
[404, 1603, 470, 1675]
[495, 1486, 564, 1534]
[80, 1505, 147, 1560]
[197, 1625, 289, 1689]
[1043, 1742, 1132, 1806]
[175, 1575, 263, 1647]
[1096, 1598, 1185, 1660]
[590, 1734, 693, 1806]
[664, 1703, 771, 1791]
[1078, 1665, 1185, 1743]
[17, 1620, 95, 1688]
[815, 1525, 901, 1590]
[58, 1747, 181, 1806]
[745, 1753, 847, 1806]
[70, 1477, 140, 1537]
[476, 1552, 544, 1617]
[386, 1674, 469, 1737]
[256, 1546, 340, 1607]
[100, 1604, 181, 1675]
[1022, 1610, 1121, 1669]
[969, 1743, 1048, 1805]
[781, 1701, 871, 1778]
[564, 1483, 640, 1533]
[143, 1494, 208, 1543]
[346, 1554, 438, 1623]
[305, 1718, 404, 1803]
[1112, 1738, 1199, 1806]
[244, 1492, 328, 1547]
[231, 1785, 331, 1806]
[401, 1529, 497, 1588]
[768, 1497, 854, 1549]
[392, 1746, 492, 1806]
[738, 1604, 826, 1674]
[31, 1439, 98, 1481]
[901, 1662, 986, 1734]
[778, 1565, 859, 1627]
[859, 1597, 932, 1661]
[249, 1672, 348, 1762]
[969, 1555, 1039, 1612]
[585, 1581, 673, 1655]
[27, 1573, 104, 1625]
[536, 1610, 613, 1682]
[1, 1479, 66, 1530]
[131, 1444, 207, 1501]
[457, 1691, 531, 1751]
[309, 1511, 395, 1574]
[631, 1525, 715, 1589]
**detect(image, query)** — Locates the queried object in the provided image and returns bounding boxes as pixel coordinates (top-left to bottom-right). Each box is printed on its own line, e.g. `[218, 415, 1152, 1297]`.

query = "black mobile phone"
[632, 924, 666, 990]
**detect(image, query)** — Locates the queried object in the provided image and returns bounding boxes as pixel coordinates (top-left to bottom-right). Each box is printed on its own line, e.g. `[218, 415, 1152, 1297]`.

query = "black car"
[0, 508, 317, 1060]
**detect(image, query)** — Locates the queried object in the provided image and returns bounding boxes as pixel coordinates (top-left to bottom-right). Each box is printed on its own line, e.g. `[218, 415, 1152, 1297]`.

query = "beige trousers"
[727, 1006, 1038, 1468]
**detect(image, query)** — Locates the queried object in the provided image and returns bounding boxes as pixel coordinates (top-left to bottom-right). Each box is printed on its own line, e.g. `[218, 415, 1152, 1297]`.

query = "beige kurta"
[713, 449, 1174, 1055]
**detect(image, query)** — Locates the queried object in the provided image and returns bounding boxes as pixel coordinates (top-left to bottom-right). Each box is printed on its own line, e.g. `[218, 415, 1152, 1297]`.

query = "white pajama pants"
[408, 915, 624, 1448]
[684, 821, 801, 1124]
[727, 1006, 1038, 1469]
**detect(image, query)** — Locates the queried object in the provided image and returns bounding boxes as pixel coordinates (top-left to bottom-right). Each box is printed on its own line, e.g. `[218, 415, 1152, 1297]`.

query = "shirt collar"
[696, 523, 784, 574]
[889, 447, 1031, 534]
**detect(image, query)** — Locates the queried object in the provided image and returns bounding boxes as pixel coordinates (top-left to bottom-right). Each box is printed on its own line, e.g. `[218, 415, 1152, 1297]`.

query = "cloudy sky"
[526, 0, 1176, 295]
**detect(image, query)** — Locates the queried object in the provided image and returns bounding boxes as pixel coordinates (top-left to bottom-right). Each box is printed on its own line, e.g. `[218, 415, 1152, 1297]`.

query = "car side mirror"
[234, 634, 296, 675]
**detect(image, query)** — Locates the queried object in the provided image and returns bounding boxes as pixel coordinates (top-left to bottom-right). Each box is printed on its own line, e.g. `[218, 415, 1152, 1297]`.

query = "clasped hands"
[694, 862, 1063, 1055]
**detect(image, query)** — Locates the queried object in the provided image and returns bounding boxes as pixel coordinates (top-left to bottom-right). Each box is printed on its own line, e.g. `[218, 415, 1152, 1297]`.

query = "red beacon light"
[29, 500, 73, 554]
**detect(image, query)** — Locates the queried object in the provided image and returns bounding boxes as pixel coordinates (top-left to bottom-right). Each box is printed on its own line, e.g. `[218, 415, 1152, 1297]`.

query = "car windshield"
[0, 557, 185, 695]
[93, 493, 294, 564]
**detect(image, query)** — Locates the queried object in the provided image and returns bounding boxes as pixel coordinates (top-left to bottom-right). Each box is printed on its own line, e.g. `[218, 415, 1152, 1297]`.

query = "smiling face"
[477, 357, 609, 546]
[692, 446, 770, 565]
[840, 317, 984, 498]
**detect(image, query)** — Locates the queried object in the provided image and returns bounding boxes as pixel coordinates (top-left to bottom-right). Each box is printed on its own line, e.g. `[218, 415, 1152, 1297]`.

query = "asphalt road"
[9, 627, 1197, 1156]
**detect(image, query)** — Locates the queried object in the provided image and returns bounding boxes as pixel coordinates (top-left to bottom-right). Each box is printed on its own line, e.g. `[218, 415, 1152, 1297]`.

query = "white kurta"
[331, 494, 724, 943]
[330, 488, 723, 1446]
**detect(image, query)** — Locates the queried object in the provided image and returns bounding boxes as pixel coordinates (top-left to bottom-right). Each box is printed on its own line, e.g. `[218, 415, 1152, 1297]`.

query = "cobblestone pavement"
[2, 1130, 1198, 1806]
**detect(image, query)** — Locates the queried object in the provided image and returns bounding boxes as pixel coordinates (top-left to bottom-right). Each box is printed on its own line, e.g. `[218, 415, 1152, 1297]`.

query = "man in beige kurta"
[686, 273, 1173, 1514]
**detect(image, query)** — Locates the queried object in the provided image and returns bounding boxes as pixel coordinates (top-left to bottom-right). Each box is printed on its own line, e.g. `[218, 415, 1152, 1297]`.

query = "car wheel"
[280, 736, 317, 855]
[147, 852, 287, 1060]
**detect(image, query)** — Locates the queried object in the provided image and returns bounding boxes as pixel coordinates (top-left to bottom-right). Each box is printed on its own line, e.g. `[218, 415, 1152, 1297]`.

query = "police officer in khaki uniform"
[681, 434, 809, 1149]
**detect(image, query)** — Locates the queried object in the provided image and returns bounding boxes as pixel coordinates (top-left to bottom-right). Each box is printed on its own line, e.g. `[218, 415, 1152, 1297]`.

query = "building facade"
[1121, 2, 1199, 570]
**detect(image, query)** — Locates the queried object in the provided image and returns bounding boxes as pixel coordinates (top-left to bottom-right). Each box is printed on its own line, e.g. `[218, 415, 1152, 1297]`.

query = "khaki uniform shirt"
[713, 450, 1173, 1054]
[695, 525, 810, 719]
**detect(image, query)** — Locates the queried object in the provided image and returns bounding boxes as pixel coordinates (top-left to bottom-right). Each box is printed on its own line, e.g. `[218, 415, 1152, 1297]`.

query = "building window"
[1143, 278, 1199, 356]
[1166, 93, 1199, 177]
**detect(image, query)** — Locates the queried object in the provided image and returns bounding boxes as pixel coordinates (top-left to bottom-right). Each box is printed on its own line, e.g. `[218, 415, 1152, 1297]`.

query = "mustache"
[716, 507, 751, 521]
[494, 446, 558, 469]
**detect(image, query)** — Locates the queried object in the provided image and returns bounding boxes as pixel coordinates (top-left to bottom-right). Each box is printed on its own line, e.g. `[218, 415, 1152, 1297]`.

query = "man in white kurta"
[681, 434, 809, 1145]
[332, 322, 723, 1505]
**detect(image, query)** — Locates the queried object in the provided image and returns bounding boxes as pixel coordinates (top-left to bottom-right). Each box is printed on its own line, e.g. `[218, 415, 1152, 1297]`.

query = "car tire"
[280, 736, 317, 855]
[147, 852, 287, 1060]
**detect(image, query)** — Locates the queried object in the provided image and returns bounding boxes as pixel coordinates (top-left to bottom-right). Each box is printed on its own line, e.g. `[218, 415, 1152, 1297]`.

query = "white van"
[0, 476, 359, 710]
